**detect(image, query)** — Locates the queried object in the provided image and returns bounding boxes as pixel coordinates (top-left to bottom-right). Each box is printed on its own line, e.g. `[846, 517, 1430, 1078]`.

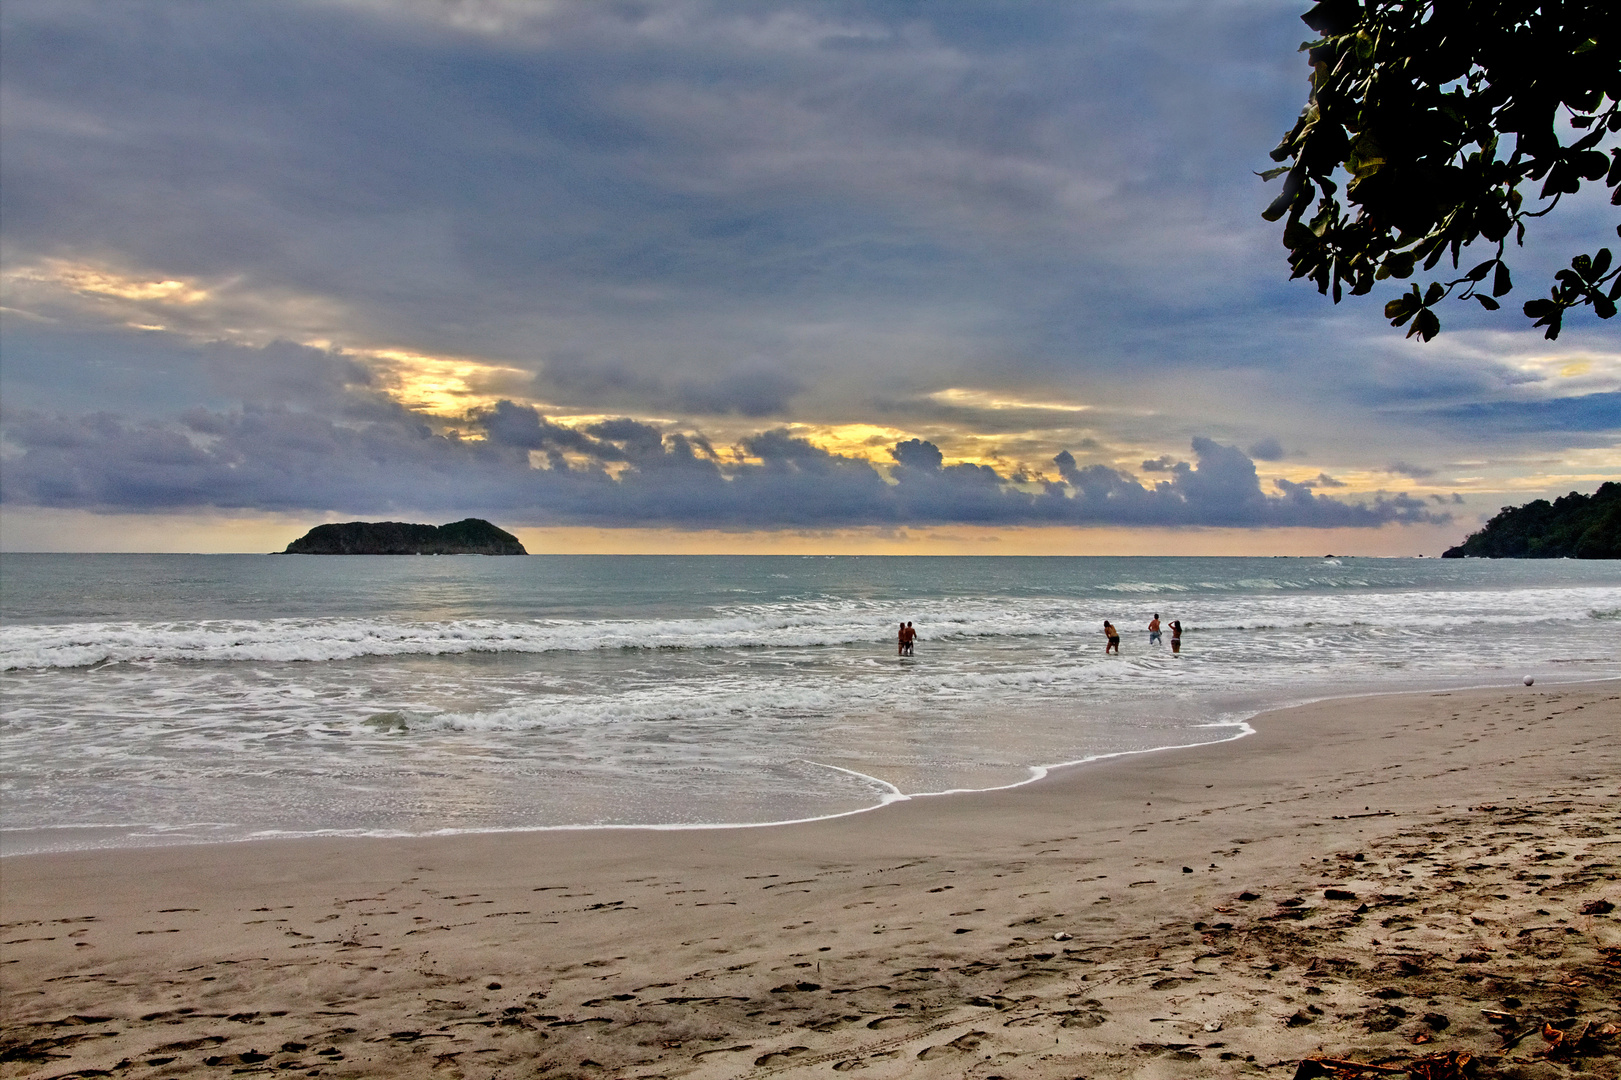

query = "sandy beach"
[3, 683, 1617, 1079]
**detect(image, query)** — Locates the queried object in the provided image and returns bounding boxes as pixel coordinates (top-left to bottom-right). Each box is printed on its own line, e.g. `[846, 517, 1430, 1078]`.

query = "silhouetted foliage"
[1264, 1, 1620, 340]
[284, 518, 527, 555]
[1442, 482, 1620, 557]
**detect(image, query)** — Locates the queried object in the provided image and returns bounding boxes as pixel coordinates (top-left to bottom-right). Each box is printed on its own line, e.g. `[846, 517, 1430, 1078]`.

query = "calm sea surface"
[2, 554, 1617, 854]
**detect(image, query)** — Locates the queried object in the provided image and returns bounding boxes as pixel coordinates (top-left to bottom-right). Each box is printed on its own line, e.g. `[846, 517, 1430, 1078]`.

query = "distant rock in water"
[1441, 482, 1619, 559]
[283, 518, 527, 555]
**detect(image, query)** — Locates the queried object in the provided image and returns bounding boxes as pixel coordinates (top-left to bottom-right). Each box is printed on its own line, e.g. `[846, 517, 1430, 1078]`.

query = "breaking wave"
[3, 585, 1614, 670]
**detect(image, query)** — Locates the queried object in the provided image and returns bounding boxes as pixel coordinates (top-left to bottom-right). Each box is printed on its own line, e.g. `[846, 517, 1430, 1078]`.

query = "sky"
[2, 0, 1616, 555]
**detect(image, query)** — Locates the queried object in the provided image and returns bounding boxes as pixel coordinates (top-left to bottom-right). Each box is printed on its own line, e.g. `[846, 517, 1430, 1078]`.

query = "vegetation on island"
[1442, 482, 1620, 557]
[284, 518, 527, 555]
[1264, 0, 1620, 340]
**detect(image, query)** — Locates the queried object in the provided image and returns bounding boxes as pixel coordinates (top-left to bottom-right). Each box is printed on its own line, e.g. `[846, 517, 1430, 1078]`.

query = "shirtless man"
[903, 621, 916, 656]
[1103, 620, 1120, 655]
[1148, 614, 1162, 645]
[897, 622, 908, 656]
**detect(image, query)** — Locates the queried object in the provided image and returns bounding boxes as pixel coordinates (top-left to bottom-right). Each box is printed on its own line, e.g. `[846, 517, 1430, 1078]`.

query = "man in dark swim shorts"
[1103, 620, 1120, 654]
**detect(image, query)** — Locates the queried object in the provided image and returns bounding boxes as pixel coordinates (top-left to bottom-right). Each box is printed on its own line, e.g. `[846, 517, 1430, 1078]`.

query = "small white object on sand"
[1523, 676, 1534, 686]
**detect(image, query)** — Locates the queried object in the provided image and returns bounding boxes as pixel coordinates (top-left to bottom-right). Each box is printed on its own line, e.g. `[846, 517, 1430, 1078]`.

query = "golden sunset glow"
[1502, 348, 1621, 384]
[2, 257, 350, 345]
[53, 263, 212, 305]
[928, 387, 1092, 413]
[774, 422, 913, 462]
[358, 349, 534, 416]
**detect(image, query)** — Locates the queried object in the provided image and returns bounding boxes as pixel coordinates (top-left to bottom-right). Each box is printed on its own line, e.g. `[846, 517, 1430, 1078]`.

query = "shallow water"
[2, 554, 1617, 853]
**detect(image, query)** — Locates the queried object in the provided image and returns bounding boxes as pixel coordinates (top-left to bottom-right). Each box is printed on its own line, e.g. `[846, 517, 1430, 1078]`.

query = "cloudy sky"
[2, 0, 1616, 554]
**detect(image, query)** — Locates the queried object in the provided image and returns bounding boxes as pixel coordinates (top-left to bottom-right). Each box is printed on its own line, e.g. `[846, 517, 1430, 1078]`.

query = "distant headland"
[1442, 482, 1618, 559]
[283, 519, 527, 555]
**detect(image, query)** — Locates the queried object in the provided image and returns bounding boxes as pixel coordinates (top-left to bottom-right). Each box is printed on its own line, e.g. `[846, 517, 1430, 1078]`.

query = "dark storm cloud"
[479, 400, 627, 460]
[1424, 392, 1621, 434]
[0, 404, 1448, 529]
[1385, 461, 1437, 479]
[1247, 437, 1285, 461]
[1, 0, 1611, 528]
[0, 329, 374, 418]
[540, 357, 801, 418]
[0, 0, 1340, 408]
[870, 394, 1104, 436]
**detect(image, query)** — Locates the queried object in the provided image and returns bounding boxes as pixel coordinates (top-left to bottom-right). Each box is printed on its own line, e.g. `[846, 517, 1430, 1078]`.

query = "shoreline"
[3, 682, 1617, 1078]
[4, 675, 1612, 859]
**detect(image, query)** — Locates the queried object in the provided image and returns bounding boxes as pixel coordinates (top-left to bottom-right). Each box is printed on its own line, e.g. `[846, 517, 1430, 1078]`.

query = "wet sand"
[3, 683, 1618, 1079]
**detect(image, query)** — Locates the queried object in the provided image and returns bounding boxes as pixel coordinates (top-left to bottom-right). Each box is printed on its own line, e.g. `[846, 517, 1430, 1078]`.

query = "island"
[283, 518, 528, 555]
[1441, 482, 1619, 559]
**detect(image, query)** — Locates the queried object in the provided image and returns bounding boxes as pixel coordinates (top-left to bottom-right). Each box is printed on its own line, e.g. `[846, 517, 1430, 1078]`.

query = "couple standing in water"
[1103, 613, 1181, 654]
[896, 621, 916, 656]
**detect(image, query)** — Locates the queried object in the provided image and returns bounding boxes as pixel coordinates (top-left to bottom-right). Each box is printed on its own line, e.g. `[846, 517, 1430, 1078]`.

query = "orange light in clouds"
[927, 387, 1092, 413]
[51, 265, 213, 305]
[361, 349, 535, 415]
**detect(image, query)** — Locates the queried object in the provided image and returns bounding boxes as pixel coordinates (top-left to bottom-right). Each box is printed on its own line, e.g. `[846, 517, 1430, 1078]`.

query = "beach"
[3, 682, 1617, 1079]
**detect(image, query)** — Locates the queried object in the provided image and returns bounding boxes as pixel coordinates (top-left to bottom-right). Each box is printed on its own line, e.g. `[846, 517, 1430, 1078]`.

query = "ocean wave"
[2, 585, 1614, 670]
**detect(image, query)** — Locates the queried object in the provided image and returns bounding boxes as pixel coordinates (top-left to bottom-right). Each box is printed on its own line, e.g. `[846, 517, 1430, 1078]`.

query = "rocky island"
[283, 518, 527, 555]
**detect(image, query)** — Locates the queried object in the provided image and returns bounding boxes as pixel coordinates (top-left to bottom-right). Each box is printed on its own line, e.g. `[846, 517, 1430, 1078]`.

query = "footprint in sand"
[916, 1030, 985, 1059]
[692, 1044, 752, 1060]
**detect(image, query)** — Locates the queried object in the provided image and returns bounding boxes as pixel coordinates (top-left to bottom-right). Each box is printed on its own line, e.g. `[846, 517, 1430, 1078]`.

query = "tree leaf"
[1262, 0, 1613, 340]
[1262, 169, 1305, 222]
[1410, 308, 1441, 341]
[1492, 262, 1513, 297]
[1576, 150, 1609, 180]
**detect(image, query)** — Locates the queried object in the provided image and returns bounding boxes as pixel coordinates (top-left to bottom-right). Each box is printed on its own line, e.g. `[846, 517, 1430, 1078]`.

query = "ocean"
[2, 554, 1617, 856]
